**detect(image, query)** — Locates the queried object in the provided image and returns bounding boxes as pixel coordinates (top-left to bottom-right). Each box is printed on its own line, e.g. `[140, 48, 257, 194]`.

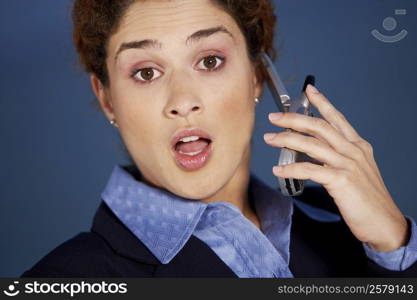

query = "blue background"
[1, 0, 416, 276]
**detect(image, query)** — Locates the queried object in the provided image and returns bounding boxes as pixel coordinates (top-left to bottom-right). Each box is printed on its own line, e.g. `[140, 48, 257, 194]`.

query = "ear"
[252, 68, 263, 99]
[90, 74, 115, 121]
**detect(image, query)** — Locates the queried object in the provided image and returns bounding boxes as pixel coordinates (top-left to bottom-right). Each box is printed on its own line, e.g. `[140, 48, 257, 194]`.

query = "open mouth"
[170, 128, 214, 171]
[174, 137, 212, 156]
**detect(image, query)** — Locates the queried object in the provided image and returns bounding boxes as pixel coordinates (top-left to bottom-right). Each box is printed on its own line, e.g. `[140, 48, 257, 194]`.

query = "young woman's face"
[98, 0, 261, 199]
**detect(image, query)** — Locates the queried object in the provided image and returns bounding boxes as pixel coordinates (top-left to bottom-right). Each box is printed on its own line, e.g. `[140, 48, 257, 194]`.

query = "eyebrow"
[114, 26, 234, 61]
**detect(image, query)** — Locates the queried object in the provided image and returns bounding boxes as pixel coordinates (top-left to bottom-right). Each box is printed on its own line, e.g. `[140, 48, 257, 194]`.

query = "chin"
[168, 172, 227, 200]
[166, 148, 245, 200]
[172, 180, 221, 200]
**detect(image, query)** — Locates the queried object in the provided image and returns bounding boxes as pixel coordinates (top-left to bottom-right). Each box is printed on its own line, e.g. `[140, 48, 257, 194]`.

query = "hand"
[264, 84, 409, 252]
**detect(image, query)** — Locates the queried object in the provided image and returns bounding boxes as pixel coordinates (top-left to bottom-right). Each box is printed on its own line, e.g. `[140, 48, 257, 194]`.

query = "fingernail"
[307, 84, 319, 94]
[273, 166, 283, 174]
[269, 112, 283, 121]
[264, 133, 276, 141]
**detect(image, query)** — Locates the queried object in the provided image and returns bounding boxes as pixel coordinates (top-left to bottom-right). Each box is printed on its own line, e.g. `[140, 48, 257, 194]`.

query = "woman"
[22, 0, 417, 277]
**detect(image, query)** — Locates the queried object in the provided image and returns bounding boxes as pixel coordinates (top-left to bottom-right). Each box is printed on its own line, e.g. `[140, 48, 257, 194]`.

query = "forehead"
[107, 0, 244, 57]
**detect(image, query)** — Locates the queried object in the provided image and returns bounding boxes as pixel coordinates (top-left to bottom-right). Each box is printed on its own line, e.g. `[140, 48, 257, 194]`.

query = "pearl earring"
[109, 119, 118, 127]
[254, 97, 259, 103]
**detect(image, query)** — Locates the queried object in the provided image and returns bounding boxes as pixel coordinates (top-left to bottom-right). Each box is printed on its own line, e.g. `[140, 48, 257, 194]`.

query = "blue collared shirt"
[101, 165, 417, 277]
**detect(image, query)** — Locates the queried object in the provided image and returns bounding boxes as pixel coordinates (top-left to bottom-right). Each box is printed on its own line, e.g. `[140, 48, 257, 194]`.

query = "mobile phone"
[260, 52, 316, 196]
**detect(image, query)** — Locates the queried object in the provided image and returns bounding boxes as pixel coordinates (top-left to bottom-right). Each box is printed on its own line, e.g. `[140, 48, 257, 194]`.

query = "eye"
[131, 67, 162, 83]
[197, 55, 225, 72]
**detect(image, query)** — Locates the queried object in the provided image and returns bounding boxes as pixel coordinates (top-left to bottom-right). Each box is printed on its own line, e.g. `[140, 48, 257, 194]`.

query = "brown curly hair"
[72, 0, 277, 88]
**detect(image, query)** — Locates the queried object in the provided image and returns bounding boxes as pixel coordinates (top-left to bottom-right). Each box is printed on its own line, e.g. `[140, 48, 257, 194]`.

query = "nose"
[163, 73, 204, 119]
[165, 102, 202, 118]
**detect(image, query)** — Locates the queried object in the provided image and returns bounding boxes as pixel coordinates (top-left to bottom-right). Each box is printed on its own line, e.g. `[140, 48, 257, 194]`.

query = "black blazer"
[21, 186, 417, 277]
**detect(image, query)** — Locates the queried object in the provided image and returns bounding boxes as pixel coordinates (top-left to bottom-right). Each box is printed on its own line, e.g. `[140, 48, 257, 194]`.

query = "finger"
[305, 84, 362, 142]
[264, 131, 353, 169]
[272, 162, 334, 186]
[268, 112, 362, 161]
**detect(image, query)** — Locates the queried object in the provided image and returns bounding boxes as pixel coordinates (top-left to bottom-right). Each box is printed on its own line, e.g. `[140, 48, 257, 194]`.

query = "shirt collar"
[101, 165, 293, 264]
[248, 172, 294, 265]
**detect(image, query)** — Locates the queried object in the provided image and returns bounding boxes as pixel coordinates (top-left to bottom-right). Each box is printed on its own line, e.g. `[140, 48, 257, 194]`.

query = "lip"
[172, 140, 213, 171]
[170, 127, 213, 150]
[170, 127, 214, 171]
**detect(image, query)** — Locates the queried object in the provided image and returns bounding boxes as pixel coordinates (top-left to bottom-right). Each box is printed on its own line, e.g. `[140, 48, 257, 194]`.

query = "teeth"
[178, 149, 204, 156]
[179, 136, 200, 143]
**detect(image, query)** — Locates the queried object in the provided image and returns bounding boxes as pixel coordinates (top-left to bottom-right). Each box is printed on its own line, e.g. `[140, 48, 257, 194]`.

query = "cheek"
[123, 107, 158, 142]
[109, 80, 154, 132]
[111, 92, 161, 152]
[217, 61, 255, 128]
[223, 85, 253, 112]
[217, 84, 255, 141]
[228, 68, 254, 115]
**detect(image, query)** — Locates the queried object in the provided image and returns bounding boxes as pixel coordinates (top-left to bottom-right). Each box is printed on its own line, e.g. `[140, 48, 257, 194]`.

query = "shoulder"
[289, 186, 371, 276]
[20, 231, 154, 277]
[21, 232, 112, 277]
[290, 185, 417, 277]
[291, 185, 356, 243]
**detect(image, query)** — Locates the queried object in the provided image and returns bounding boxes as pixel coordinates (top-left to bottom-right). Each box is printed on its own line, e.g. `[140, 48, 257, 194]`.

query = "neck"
[131, 146, 262, 230]
[200, 146, 261, 230]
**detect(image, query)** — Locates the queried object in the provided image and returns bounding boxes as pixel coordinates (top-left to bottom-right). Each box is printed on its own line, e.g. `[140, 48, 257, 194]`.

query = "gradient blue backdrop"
[1, 0, 416, 276]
